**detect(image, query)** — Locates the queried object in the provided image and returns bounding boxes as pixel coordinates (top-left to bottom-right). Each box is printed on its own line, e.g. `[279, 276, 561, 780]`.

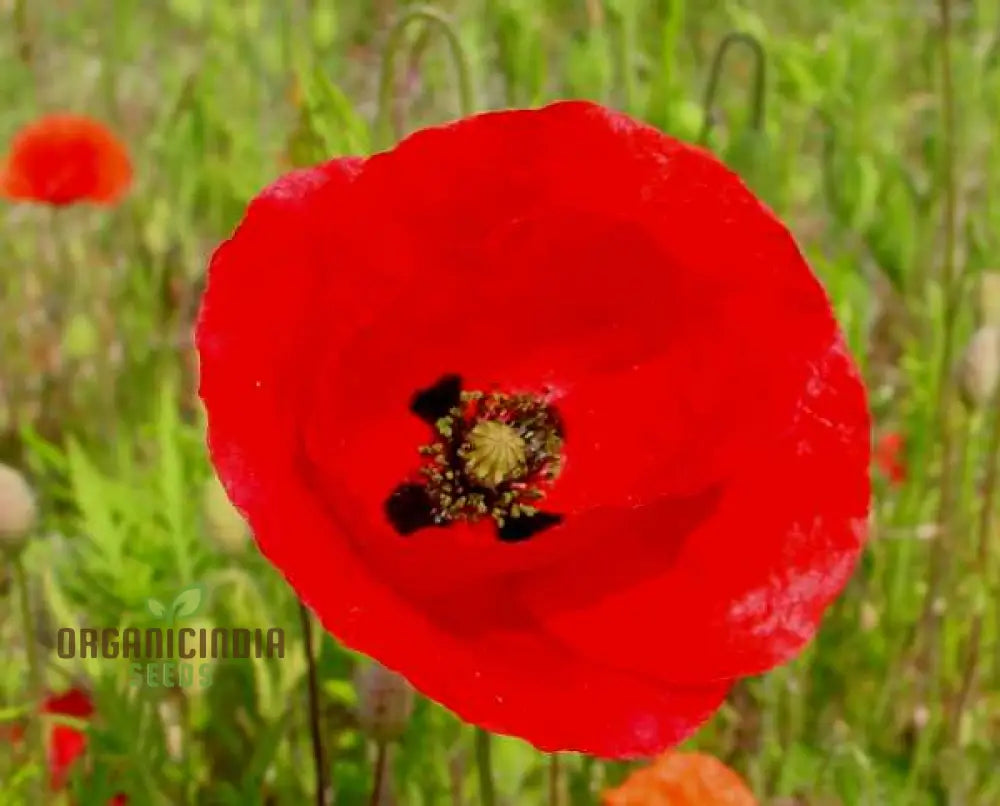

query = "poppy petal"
[48, 725, 87, 790]
[198, 156, 366, 503]
[518, 335, 870, 683]
[40, 687, 95, 790]
[42, 688, 95, 719]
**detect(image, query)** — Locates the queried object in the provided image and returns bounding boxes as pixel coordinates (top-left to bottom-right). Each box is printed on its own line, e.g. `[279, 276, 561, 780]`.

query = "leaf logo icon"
[146, 586, 205, 625]
[171, 586, 204, 621]
[147, 598, 167, 619]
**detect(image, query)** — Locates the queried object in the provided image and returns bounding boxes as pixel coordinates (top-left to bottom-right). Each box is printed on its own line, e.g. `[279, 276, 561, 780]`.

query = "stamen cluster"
[417, 390, 563, 528]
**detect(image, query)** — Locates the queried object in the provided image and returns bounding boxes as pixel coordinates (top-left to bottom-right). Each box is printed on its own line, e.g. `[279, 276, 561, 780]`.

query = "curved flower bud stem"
[475, 727, 497, 806]
[698, 31, 767, 145]
[376, 5, 474, 148]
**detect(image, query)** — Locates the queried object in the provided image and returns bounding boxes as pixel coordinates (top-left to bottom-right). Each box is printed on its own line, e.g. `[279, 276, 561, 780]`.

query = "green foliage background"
[2, 0, 1000, 803]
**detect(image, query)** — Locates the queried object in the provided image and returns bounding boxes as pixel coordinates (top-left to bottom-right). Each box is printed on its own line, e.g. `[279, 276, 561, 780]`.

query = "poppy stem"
[367, 741, 389, 806]
[949, 383, 1000, 740]
[474, 728, 497, 806]
[548, 754, 562, 806]
[376, 5, 474, 147]
[298, 602, 328, 806]
[916, 0, 962, 720]
[12, 553, 47, 805]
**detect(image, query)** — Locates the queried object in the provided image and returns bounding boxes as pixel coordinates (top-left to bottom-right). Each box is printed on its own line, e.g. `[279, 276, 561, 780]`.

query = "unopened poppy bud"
[0, 462, 37, 552]
[978, 272, 1000, 327]
[203, 474, 248, 555]
[959, 326, 1000, 409]
[354, 661, 414, 742]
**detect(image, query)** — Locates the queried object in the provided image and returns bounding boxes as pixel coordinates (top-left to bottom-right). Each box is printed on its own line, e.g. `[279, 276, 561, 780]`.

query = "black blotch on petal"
[384, 483, 437, 535]
[409, 374, 462, 423]
[497, 512, 564, 543]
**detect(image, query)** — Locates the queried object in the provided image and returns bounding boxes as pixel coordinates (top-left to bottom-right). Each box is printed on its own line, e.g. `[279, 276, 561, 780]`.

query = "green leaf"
[146, 598, 167, 619]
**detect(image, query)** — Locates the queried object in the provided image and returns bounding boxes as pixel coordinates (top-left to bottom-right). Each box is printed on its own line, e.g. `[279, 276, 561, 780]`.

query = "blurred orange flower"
[602, 751, 758, 806]
[0, 114, 131, 206]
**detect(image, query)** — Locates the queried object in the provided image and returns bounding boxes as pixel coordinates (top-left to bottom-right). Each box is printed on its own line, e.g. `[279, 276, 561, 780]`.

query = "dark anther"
[497, 512, 563, 543]
[409, 374, 463, 424]
[552, 416, 566, 440]
[384, 483, 437, 535]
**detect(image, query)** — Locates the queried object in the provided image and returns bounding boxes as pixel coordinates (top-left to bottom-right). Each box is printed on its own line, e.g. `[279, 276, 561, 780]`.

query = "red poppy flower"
[41, 687, 95, 790]
[602, 751, 758, 805]
[197, 101, 871, 757]
[874, 431, 906, 486]
[4, 687, 127, 802]
[3, 688, 94, 789]
[0, 114, 131, 206]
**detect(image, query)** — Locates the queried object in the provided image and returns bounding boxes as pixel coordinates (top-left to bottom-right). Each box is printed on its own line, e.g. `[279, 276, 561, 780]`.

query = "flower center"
[463, 421, 527, 488]
[384, 375, 566, 542]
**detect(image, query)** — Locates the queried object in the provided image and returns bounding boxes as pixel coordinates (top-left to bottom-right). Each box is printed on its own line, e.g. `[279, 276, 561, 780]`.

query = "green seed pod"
[959, 326, 1000, 410]
[203, 474, 249, 555]
[0, 462, 37, 553]
[354, 661, 414, 743]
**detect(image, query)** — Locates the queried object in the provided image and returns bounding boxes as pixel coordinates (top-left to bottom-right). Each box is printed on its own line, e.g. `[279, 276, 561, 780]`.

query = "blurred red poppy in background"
[198, 101, 871, 757]
[5, 687, 93, 789]
[5, 687, 127, 802]
[874, 432, 906, 486]
[602, 751, 758, 805]
[41, 688, 95, 790]
[0, 114, 131, 206]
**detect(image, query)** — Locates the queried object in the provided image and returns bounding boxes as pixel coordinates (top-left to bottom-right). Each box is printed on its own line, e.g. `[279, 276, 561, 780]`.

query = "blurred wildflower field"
[2, 0, 1000, 804]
